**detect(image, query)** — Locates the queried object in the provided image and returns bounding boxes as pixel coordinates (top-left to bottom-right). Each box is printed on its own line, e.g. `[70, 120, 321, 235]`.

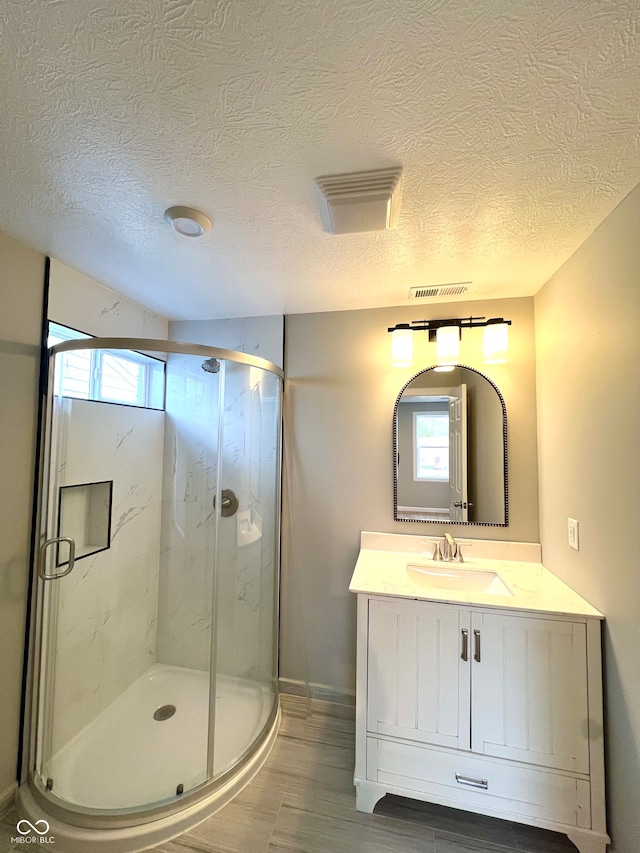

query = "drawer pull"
[455, 773, 488, 790]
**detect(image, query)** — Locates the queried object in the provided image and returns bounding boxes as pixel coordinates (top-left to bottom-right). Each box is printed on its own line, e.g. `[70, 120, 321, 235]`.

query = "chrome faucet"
[429, 533, 467, 562]
[444, 532, 464, 562]
[430, 533, 465, 562]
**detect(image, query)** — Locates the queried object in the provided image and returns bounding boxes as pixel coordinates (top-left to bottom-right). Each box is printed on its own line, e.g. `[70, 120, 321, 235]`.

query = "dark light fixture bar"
[388, 316, 513, 368]
[388, 316, 512, 342]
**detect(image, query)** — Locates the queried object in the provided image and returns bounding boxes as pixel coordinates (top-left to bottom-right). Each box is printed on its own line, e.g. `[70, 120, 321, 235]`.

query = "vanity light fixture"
[435, 325, 460, 371]
[483, 319, 509, 364]
[388, 316, 512, 368]
[391, 325, 414, 367]
[164, 206, 212, 237]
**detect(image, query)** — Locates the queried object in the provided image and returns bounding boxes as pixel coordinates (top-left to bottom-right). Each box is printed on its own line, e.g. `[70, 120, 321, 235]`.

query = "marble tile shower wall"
[50, 399, 164, 756]
[156, 356, 279, 686]
[156, 354, 219, 671]
[45, 350, 280, 762]
[215, 363, 279, 684]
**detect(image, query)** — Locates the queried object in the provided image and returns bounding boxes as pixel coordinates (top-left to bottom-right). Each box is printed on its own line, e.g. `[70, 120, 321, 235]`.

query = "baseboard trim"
[278, 677, 355, 707]
[0, 782, 17, 818]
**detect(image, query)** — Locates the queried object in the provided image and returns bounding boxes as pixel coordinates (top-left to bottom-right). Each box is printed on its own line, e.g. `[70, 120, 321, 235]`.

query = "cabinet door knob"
[461, 629, 469, 662]
[474, 629, 481, 662]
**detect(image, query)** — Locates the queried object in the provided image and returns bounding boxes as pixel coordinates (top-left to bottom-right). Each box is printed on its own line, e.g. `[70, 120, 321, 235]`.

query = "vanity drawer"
[366, 737, 591, 828]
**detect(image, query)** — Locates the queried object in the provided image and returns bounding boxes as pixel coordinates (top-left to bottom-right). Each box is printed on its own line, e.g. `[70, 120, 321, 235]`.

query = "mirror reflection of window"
[413, 410, 449, 481]
[394, 366, 507, 526]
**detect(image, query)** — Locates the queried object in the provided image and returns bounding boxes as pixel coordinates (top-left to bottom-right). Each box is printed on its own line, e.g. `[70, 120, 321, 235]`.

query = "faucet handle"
[451, 540, 473, 563]
[432, 541, 444, 561]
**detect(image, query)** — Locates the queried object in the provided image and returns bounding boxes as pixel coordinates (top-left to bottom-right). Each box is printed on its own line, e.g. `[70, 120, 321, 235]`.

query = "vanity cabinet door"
[367, 598, 471, 750]
[470, 611, 590, 774]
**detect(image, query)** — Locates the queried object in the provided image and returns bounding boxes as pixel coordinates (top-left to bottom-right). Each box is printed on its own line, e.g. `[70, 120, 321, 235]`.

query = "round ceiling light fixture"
[164, 206, 212, 237]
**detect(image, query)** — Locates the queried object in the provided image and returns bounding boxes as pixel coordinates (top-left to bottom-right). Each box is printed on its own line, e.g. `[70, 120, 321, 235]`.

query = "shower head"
[201, 358, 220, 374]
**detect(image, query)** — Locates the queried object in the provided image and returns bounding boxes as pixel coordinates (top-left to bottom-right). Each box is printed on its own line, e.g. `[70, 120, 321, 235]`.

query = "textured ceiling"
[1, 0, 639, 320]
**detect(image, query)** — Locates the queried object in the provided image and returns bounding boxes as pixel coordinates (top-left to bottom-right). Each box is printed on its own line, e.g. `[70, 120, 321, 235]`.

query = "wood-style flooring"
[153, 695, 579, 853]
[1, 695, 580, 852]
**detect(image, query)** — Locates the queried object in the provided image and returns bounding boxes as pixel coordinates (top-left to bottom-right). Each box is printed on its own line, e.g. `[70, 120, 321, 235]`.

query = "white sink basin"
[407, 563, 513, 597]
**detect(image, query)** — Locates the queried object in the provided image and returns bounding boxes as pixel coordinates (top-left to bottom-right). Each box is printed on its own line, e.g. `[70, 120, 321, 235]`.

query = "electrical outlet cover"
[568, 517, 580, 551]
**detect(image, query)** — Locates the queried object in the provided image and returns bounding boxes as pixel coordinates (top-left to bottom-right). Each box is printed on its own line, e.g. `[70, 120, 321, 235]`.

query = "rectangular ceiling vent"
[314, 167, 403, 234]
[409, 282, 470, 300]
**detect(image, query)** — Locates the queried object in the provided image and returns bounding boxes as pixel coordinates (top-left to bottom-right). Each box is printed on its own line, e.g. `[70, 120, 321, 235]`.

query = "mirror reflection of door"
[393, 366, 507, 526]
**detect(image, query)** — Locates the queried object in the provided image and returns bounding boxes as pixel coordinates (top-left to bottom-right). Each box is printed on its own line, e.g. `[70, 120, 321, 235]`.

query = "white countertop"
[349, 533, 603, 619]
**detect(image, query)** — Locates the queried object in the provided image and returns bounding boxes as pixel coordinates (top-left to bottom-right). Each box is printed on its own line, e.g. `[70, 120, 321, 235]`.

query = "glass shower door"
[34, 347, 218, 811]
[211, 361, 281, 778]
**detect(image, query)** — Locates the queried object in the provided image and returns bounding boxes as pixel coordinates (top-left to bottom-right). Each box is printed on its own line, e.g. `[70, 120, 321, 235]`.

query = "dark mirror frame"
[393, 364, 509, 527]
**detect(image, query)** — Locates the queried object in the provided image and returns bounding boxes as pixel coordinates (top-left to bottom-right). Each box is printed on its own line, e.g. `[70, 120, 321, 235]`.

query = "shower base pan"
[20, 664, 279, 853]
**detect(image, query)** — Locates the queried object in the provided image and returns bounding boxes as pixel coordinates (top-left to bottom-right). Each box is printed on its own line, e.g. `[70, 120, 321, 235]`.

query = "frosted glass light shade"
[436, 325, 460, 368]
[164, 206, 212, 237]
[391, 328, 413, 367]
[484, 322, 509, 363]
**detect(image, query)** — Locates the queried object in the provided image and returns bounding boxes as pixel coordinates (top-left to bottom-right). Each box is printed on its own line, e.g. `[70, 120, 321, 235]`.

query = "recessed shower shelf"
[57, 480, 113, 566]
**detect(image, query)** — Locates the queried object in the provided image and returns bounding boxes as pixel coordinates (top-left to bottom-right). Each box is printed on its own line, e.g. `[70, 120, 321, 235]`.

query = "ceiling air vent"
[409, 282, 470, 300]
[410, 287, 440, 299]
[314, 167, 403, 234]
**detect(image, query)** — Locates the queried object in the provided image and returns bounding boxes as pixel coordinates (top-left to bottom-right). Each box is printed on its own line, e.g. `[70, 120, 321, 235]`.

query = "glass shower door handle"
[39, 537, 76, 580]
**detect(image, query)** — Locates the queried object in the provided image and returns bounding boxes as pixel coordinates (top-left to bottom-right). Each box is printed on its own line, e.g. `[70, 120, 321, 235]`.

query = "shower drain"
[154, 704, 176, 721]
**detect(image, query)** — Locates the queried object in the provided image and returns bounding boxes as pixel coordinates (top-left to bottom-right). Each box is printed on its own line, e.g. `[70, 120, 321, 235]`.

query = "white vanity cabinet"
[367, 599, 471, 751]
[355, 593, 609, 853]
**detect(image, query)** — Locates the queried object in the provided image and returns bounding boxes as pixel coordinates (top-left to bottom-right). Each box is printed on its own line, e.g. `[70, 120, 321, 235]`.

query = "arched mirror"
[393, 365, 507, 526]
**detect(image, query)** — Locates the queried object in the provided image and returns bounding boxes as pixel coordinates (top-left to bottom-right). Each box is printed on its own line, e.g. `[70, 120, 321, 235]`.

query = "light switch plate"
[568, 518, 579, 551]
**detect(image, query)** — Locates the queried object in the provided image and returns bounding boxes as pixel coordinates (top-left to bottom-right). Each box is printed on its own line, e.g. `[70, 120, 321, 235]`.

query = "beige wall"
[0, 232, 45, 808]
[282, 296, 538, 693]
[535, 184, 640, 853]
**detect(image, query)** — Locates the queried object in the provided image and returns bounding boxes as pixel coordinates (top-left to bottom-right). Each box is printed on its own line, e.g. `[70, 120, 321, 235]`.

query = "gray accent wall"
[0, 232, 45, 808]
[535, 183, 640, 853]
[281, 297, 538, 695]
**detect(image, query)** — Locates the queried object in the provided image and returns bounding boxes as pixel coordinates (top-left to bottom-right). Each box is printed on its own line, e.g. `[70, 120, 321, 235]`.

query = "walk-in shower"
[20, 339, 283, 852]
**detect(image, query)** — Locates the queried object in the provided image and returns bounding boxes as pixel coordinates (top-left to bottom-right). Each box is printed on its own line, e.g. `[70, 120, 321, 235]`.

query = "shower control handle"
[214, 489, 239, 517]
[39, 537, 76, 580]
